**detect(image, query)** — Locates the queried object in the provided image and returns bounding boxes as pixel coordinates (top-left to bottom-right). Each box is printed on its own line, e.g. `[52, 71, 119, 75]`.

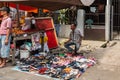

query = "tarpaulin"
[9, 3, 38, 13]
[0, 0, 82, 11]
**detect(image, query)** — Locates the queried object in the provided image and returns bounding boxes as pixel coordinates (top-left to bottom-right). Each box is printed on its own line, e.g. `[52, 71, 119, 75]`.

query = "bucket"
[20, 50, 30, 59]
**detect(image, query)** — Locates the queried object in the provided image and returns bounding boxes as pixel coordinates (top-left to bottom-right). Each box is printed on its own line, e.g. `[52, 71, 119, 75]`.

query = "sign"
[35, 17, 58, 49]
[81, 0, 95, 6]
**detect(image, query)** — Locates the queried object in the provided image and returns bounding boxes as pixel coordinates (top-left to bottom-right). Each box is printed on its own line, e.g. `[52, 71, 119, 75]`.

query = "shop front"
[83, 0, 106, 41]
[112, 0, 120, 40]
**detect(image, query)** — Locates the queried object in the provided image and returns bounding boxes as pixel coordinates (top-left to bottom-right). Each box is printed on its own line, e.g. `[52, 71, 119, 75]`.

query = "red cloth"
[35, 18, 54, 30]
[39, 68, 48, 74]
[9, 3, 37, 12]
[46, 30, 58, 49]
[10, 44, 15, 49]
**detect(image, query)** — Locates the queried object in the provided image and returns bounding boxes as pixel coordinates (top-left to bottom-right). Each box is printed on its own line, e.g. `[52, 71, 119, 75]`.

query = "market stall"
[0, 0, 82, 64]
[11, 17, 58, 64]
[10, 15, 96, 80]
[0, 1, 96, 80]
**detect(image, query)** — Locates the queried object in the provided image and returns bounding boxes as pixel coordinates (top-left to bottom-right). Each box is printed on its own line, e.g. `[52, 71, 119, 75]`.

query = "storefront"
[78, 0, 120, 41]
[84, 0, 120, 41]
[80, 0, 106, 41]
[112, 0, 120, 40]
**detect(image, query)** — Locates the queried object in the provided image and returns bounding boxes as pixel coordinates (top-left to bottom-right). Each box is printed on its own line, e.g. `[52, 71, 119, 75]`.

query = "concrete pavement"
[0, 40, 120, 80]
[79, 41, 120, 80]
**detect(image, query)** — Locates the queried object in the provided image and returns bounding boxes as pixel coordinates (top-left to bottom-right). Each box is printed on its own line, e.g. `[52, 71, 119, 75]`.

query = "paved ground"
[0, 39, 120, 80]
[79, 41, 120, 80]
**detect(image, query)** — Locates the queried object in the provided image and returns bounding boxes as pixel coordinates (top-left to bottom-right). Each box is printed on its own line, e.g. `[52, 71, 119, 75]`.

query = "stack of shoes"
[39, 67, 48, 74]
[19, 64, 30, 71]
[17, 49, 96, 80]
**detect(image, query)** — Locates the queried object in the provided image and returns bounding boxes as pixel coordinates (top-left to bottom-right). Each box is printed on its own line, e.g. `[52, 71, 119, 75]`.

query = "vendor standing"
[64, 23, 83, 53]
[0, 7, 12, 68]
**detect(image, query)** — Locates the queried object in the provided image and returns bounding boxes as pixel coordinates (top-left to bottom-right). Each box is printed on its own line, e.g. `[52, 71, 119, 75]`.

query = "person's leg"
[0, 58, 3, 65]
[71, 43, 80, 54]
[0, 35, 11, 67]
[68, 43, 80, 55]
[64, 42, 75, 52]
[0, 36, 2, 65]
[75, 43, 80, 51]
[0, 58, 6, 67]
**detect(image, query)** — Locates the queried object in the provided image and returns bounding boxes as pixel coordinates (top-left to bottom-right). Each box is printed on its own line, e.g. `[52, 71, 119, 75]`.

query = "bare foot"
[0, 60, 2, 65]
[0, 63, 6, 68]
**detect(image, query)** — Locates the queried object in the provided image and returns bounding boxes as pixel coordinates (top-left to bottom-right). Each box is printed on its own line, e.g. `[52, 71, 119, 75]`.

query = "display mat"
[12, 53, 96, 80]
[12, 66, 60, 80]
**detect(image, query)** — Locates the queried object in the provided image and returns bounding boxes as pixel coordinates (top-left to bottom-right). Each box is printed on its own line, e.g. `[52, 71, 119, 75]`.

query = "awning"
[0, 0, 82, 11]
[9, 3, 38, 13]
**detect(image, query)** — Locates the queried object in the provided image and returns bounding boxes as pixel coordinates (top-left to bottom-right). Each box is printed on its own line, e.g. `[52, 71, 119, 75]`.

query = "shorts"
[0, 35, 11, 58]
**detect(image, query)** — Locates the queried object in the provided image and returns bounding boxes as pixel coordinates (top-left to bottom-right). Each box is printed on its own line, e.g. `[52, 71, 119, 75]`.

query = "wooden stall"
[12, 17, 58, 64]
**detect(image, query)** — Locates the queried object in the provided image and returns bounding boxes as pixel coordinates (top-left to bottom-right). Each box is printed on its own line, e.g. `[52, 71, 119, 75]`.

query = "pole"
[105, 0, 112, 41]
[16, 4, 20, 28]
[12, 4, 20, 65]
[41, 31, 44, 52]
[107, 0, 111, 5]
[77, 9, 85, 37]
[110, 6, 113, 40]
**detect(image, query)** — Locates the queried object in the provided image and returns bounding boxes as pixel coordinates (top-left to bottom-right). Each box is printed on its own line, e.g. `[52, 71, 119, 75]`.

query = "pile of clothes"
[17, 52, 96, 80]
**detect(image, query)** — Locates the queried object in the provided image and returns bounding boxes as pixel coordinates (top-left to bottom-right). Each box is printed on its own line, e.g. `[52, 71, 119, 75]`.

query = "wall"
[84, 28, 105, 41]
[58, 25, 71, 38]
[58, 25, 105, 41]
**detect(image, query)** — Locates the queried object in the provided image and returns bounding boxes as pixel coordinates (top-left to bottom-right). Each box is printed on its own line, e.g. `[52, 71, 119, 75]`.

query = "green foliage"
[58, 9, 69, 24]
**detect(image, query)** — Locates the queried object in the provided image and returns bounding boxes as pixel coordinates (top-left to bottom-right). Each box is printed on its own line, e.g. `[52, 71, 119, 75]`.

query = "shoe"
[39, 68, 48, 74]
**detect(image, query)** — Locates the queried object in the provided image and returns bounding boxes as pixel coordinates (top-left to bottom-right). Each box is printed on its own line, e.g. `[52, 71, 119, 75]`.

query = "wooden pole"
[16, 4, 20, 28]
[12, 4, 20, 65]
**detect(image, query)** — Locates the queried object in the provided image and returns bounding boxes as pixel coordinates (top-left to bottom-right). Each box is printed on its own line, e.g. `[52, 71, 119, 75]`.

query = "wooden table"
[12, 34, 32, 65]
[12, 31, 44, 65]
[11, 28, 55, 65]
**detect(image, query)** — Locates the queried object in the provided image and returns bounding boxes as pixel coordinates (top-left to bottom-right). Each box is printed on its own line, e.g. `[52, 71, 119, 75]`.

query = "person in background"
[64, 23, 83, 53]
[0, 6, 12, 68]
[20, 16, 25, 27]
[30, 12, 36, 29]
[21, 12, 31, 30]
[21, 12, 36, 30]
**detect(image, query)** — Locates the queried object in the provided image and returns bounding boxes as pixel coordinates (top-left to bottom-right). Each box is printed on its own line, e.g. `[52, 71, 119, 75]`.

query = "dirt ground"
[0, 39, 120, 80]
